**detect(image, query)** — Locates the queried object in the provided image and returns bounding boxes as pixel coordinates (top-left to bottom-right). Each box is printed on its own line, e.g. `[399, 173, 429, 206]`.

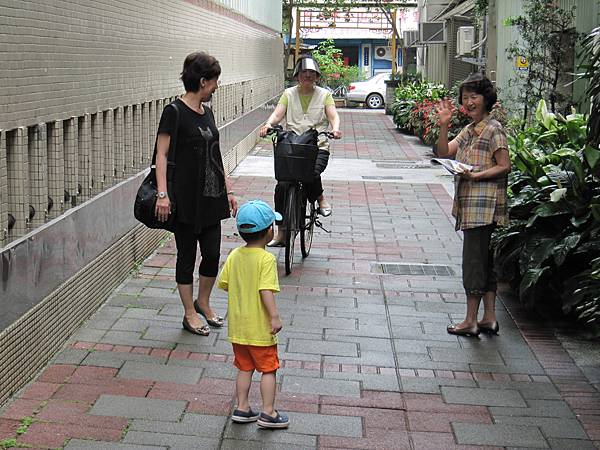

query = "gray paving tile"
[326, 335, 394, 353]
[476, 380, 561, 400]
[141, 287, 175, 298]
[89, 394, 186, 421]
[100, 330, 174, 349]
[429, 347, 505, 364]
[292, 314, 357, 330]
[325, 325, 391, 338]
[490, 400, 576, 419]
[50, 348, 89, 365]
[118, 361, 203, 384]
[324, 371, 400, 391]
[453, 423, 548, 448]
[396, 353, 470, 371]
[470, 358, 545, 375]
[202, 363, 238, 380]
[282, 375, 361, 397]
[493, 416, 588, 439]
[546, 438, 597, 449]
[123, 430, 218, 449]
[130, 414, 227, 437]
[220, 440, 311, 450]
[68, 328, 106, 343]
[400, 376, 476, 394]
[65, 440, 166, 450]
[143, 326, 219, 345]
[286, 411, 362, 436]
[442, 386, 527, 407]
[224, 421, 317, 447]
[392, 339, 461, 354]
[82, 351, 167, 369]
[323, 351, 396, 366]
[287, 338, 358, 356]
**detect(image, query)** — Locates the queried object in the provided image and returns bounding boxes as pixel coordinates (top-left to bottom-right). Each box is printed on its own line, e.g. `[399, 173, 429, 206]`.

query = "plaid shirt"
[451, 116, 509, 231]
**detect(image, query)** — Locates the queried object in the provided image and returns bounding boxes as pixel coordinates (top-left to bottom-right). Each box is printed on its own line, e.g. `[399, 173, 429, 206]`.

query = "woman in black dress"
[155, 52, 237, 336]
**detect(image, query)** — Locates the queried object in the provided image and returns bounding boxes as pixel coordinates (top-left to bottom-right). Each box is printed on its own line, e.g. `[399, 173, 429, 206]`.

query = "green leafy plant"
[577, 26, 600, 148]
[0, 438, 17, 449]
[311, 39, 362, 91]
[493, 99, 600, 334]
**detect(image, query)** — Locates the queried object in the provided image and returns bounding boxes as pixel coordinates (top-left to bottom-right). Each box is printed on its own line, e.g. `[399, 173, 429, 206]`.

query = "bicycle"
[267, 126, 333, 275]
[327, 84, 348, 99]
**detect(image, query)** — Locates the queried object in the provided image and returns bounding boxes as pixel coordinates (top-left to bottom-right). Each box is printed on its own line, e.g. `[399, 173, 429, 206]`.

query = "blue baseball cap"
[236, 200, 282, 233]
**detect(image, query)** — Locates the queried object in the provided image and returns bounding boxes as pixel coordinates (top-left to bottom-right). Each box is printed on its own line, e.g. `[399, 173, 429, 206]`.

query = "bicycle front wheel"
[301, 196, 316, 258]
[284, 186, 298, 275]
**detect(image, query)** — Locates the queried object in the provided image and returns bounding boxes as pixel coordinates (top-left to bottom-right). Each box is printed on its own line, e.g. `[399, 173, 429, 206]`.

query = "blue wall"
[290, 38, 401, 77]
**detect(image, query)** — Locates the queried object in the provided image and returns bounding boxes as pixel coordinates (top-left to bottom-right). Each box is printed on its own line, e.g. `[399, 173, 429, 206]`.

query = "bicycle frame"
[268, 127, 332, 275]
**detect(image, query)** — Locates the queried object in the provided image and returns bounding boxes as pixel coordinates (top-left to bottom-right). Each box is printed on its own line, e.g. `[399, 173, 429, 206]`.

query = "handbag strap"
[151, 101, 181, 167]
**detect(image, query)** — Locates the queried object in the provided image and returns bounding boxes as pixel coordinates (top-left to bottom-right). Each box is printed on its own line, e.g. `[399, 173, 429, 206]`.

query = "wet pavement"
[0, 109, 598, 449]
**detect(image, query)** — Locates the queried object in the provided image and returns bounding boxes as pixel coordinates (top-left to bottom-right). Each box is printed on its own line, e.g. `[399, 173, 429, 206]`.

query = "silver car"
[345, 72, 391, 109]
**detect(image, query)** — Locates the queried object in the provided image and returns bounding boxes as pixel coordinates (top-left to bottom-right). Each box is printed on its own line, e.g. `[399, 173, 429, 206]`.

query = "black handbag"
[134, 102, 180, 232]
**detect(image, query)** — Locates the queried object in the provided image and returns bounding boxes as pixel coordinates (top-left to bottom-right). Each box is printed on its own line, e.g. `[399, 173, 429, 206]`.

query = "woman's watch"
[157, 191, 167, 199]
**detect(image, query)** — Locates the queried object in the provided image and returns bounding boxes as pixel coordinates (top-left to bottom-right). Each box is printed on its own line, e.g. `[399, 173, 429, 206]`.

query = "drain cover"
[371, 263, 455, 276]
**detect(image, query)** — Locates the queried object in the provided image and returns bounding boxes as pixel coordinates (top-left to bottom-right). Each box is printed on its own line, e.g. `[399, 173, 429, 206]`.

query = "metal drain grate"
[362, 176, 404, 180]
[375, 163, 415, 169]
[371, 262, 455, 276]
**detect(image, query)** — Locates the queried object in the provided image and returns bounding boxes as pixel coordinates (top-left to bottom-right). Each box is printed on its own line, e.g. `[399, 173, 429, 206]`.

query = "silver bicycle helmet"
[293, 56, 321, 78]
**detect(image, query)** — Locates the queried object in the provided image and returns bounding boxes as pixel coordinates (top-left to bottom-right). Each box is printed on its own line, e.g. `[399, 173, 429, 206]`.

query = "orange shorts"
[232, 344, 279, 373]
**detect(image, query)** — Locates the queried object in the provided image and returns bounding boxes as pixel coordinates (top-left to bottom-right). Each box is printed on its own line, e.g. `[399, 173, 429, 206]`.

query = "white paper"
[431, 158, 474, 175]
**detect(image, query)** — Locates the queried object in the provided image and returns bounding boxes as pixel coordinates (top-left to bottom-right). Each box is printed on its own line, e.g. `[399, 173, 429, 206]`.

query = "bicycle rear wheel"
[284, 186, 298, 275]
[300, 195, 316, 258]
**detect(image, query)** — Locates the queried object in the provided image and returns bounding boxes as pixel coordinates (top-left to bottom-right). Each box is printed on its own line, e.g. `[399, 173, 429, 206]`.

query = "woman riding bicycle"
[259, 55, 342, 247]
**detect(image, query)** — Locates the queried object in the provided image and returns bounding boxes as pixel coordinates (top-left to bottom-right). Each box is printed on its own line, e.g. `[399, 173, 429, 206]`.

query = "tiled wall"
[0, 0, 284, 244]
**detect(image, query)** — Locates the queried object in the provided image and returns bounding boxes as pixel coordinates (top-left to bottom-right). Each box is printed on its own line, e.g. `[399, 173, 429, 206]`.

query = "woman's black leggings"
[174, 222, 221, 284]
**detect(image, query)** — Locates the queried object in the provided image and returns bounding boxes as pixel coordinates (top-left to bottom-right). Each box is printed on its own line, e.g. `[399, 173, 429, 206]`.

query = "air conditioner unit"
[403, 30, 419, 47]
[419, 22, 446, 44]
[374, 46, 392, 61]
[457, 26, 475, 55]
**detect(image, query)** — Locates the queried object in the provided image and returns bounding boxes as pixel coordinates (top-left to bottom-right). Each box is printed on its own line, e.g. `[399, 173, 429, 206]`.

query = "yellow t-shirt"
[279, 90, 335, 113]
[217, 247, 280, 346]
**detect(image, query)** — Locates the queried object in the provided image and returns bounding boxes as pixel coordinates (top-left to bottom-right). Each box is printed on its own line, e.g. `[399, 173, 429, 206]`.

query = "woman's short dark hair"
[180, 52, 221, 92]
[458, 73, 497, 112]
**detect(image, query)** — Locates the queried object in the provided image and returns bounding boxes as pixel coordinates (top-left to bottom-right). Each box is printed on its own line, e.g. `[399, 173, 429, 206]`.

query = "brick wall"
[0, 0, 284, 243]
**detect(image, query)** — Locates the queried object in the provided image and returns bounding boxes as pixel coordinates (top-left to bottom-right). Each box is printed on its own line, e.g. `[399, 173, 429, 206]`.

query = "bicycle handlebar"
[266, 126, 335, 140]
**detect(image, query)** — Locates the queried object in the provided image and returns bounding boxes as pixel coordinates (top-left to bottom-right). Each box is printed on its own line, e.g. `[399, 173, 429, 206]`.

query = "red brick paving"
[319, 429, 412, 450]
[0, 418, 20, 439]
[409, 431, 502, 450]
[17, 422, 122, 448]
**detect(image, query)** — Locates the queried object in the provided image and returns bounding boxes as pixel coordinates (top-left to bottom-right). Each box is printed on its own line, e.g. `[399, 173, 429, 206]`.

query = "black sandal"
[182, 317, 210, 336]
[193, 301, 224, 327]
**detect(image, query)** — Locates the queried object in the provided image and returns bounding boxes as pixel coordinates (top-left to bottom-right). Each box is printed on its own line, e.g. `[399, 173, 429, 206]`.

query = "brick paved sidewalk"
[1, 110, 598, 449]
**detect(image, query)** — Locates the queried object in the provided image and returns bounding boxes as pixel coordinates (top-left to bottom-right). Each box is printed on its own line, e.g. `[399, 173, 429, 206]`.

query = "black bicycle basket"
[273, 129, 319, 183]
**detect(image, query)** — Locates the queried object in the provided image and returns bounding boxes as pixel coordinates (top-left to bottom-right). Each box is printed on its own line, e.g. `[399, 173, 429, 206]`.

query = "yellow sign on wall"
[516, 56, 529, 70]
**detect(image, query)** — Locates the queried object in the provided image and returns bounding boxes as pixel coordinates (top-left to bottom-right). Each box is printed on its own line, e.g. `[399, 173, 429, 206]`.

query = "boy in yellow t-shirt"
[217, 200, 289, 429]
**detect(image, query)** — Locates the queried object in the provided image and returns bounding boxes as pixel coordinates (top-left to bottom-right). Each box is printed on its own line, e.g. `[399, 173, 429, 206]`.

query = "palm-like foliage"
[580, 27, 600, 147]
[493, 100, 600, 334]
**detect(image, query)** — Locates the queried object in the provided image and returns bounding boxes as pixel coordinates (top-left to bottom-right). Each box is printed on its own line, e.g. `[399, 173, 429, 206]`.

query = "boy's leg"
[235, 369, 254, 412]
[260, 371, 277, 417]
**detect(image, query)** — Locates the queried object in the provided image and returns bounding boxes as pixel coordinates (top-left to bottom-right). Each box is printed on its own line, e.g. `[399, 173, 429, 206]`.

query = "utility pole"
[295, 7, 301, 63]
[391, 9, 398, 75]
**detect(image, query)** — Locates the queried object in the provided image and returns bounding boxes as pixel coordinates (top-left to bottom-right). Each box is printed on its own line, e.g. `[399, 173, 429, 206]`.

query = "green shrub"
[493, 99, 600, 334]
